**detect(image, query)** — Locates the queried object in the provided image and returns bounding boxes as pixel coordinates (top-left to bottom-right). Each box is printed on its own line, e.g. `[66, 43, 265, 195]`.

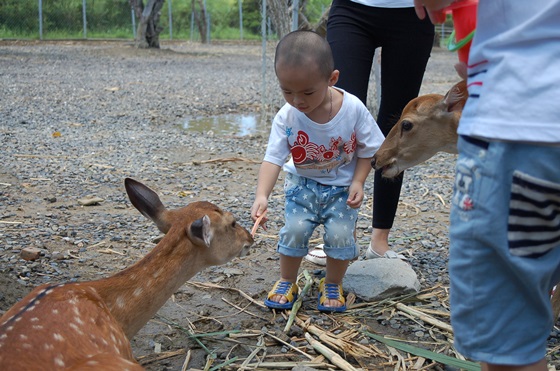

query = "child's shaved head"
[274, 30, 334, 80]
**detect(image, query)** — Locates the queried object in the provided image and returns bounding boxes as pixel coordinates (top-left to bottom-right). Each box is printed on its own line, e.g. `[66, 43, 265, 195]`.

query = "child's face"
[275, 62, 336, 116]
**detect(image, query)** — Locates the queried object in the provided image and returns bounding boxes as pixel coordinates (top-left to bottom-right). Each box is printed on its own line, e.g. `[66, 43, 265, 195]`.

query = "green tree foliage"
[0, 0, 331, 40]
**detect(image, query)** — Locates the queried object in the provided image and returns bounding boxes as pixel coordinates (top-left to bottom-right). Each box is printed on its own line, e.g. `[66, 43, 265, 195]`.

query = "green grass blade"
[361, 330, 480, 371]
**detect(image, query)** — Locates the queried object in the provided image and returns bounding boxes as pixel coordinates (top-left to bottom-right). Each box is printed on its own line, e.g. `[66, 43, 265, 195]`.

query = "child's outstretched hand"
[251, 198, 269, 236]
[346, 182, 365, 209]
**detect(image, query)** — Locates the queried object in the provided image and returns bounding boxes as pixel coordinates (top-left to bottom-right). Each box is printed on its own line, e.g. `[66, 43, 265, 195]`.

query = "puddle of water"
[182, 114, 268, 136]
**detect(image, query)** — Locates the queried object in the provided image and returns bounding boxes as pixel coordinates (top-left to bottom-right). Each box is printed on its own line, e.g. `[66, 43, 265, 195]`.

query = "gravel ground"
[1, 40, 559, 370]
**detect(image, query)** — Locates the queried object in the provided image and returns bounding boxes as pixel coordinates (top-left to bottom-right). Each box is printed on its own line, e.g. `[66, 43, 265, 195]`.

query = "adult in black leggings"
[327, 0, 434, 258]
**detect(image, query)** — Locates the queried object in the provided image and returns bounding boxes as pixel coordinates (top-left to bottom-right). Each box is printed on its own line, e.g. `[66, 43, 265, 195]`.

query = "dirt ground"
[0, 40, 559, 370]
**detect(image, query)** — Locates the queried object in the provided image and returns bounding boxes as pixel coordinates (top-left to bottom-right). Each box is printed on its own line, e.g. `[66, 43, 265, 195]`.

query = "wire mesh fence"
[0, 0, 257, 41]
[0, 0, 454, 44]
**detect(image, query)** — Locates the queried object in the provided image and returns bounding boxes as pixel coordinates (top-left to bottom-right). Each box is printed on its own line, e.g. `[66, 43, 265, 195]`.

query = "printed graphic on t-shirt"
[289, 130, 356, 173]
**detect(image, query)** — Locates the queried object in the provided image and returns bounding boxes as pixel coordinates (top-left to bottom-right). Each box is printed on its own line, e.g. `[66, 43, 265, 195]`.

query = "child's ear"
[329, 69, 340, 86]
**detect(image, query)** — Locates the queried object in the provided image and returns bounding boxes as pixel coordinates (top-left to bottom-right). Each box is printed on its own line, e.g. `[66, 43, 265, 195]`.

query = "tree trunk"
[192, 0, 209, 44]
[130, 0, 165, 48]
[267, 0, 291, 39]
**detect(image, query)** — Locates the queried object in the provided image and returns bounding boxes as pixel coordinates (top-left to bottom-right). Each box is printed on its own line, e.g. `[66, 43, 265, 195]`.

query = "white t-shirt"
[458, 0, 560, 143]
[264, 88, 384, 186]
[348, 0, 414, 8]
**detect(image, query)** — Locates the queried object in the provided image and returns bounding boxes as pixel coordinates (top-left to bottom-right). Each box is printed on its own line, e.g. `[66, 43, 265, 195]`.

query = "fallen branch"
[237, 361, 332, 369]
[187, 281, 267, 308]
[296, 316, 384, 358]
[192, 157, 260, 165]
[395, 303, 453, 333]
[304, 332, 358, 371]
[137, 348, 186, 365]
[98, 248, 126, 256]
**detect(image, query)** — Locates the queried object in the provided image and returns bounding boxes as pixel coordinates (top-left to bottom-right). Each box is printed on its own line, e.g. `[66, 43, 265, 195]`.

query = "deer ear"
[125, 178, 171, 234]
[188, 215, 213, 247]
[443, 80, 468, 113]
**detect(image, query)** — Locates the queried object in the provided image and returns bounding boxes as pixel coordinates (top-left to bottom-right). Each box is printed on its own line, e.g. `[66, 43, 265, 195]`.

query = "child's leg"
[322, 257, 350, 308]
[267, 255, 304, 305]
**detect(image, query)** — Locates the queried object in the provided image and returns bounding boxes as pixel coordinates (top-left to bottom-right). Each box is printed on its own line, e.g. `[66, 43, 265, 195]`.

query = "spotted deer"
[0, 178, 254, 370]
[371, 81, 560, 321]
[372, 80, 467, 179]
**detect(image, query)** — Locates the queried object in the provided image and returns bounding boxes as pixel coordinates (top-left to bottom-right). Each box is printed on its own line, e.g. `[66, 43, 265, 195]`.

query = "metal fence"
[1, 0, 453, 44]
[0, 0, 253, 41]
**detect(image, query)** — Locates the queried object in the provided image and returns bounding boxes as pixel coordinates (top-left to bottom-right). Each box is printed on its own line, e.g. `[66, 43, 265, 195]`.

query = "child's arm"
[251, 161, 282, 222]
[347, 157, 372, 209]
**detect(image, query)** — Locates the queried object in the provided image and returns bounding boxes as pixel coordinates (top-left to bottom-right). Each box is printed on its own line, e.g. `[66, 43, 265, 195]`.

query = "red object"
[444, 1, 478, 63]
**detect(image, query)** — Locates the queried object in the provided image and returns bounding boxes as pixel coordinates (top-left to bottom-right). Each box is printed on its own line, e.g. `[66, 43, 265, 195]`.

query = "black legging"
[327, 1, 434, 230]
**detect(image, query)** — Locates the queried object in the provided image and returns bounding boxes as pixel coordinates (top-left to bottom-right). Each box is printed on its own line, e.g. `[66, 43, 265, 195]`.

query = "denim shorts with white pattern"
[449, 136, 560, 365]
[277, 173, 359, 260]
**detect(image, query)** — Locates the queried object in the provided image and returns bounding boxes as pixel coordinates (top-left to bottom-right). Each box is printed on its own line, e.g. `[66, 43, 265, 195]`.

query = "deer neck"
[88, 233, 206, 339]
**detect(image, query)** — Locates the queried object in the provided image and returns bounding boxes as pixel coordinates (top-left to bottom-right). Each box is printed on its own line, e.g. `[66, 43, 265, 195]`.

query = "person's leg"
[267, 255, 304, 305]
[320, 185, 359, 309]
[450, 138, 560, 367]
[370, 8, 434, 256]
[327, 0, 379, 104]
[482, 360, 547, 371]
[270, 175, 318, 305]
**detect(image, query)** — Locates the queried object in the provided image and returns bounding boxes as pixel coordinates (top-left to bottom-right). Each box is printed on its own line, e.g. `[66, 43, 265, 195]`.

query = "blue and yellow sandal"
[264, 280, 299, 310]
[317, 278, 346, 313]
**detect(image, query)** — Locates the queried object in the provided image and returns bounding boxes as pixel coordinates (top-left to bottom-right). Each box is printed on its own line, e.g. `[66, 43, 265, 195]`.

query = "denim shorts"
[277, 173, 359, 260]
[449, 136, 560, 365]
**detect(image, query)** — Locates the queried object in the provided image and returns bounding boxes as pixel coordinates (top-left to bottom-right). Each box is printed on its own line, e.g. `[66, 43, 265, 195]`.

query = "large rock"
[343, 259, 420, 301]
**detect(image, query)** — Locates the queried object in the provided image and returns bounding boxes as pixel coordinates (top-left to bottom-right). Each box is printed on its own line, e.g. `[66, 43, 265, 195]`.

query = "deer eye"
[231, 220, 237, 228]
[401, 120, 413, 131]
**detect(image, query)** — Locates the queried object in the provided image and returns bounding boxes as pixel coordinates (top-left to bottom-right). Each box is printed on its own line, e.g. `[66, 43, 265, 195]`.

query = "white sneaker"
[365, 243, 407, 261]
[304, 244, 327, 266]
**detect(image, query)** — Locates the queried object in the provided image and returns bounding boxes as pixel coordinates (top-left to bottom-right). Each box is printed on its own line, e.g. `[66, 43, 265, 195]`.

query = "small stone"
[78, 196, 104, 206]
[21, 247, 41, 261]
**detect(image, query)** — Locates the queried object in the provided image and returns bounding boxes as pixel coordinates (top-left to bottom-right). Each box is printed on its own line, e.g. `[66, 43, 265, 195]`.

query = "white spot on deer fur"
[6, 326, 13, 332]
[52, 309, 59, 315]
[22, 343, 32, 349]
[153, 268, 164, 278]
[27, 305, 36, 312]
[32, 325, 43, 330]
[30, 317, 39, 322]
[53, 333, 65, 342]
[69, 323, 84, 335]
[116, 296, 126, 309]
[44, 343, 54, 351]
[0, 334, 6, 340]
[133, 287, 143, 297]
[54, 355, 65, 367]
[15, 317, 22, 322]
[74, 316, 84, 325]
[86, 361, 99, 366]
[19, 334, 28, 340]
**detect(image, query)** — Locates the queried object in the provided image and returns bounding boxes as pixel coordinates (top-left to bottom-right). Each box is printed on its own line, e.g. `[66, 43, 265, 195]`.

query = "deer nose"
[371, 157, 377, 169]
